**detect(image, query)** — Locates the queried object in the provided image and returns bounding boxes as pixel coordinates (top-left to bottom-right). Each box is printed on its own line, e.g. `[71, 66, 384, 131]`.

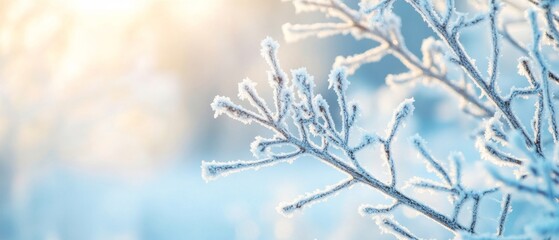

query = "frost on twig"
[497, 194, 511, 236]
[382, 98, 415, 187]
[375, 216, 419, 240]
[411, 134, 452, 186]
[278, 178, 356, 217]
[202, 151, 300, 181]
[360, 200, 400, 215]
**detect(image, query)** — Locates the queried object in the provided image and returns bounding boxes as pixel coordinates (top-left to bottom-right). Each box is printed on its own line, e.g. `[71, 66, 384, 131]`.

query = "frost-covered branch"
[488, 0, 501, 90]
[540, 0, 559, 46]
[407, 0, 539, 153]
[205, 0, 559, 238]
[205, 38, 477, 235]
[284, 0, 493, 117]
[528, 9, 559, 142]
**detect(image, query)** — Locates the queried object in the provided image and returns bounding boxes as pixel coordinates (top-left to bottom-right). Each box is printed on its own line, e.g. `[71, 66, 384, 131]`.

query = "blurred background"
[0, 0, 540, 239]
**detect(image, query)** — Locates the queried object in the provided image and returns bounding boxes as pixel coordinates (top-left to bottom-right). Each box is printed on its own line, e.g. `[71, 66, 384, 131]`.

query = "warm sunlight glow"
[183, 0, 219, 15]
[174, 0, 221, 25]
[59, 0, 149, 15]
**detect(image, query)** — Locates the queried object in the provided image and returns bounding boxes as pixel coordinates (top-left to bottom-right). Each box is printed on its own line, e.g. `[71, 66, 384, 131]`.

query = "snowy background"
[0, 0, 535, 239]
